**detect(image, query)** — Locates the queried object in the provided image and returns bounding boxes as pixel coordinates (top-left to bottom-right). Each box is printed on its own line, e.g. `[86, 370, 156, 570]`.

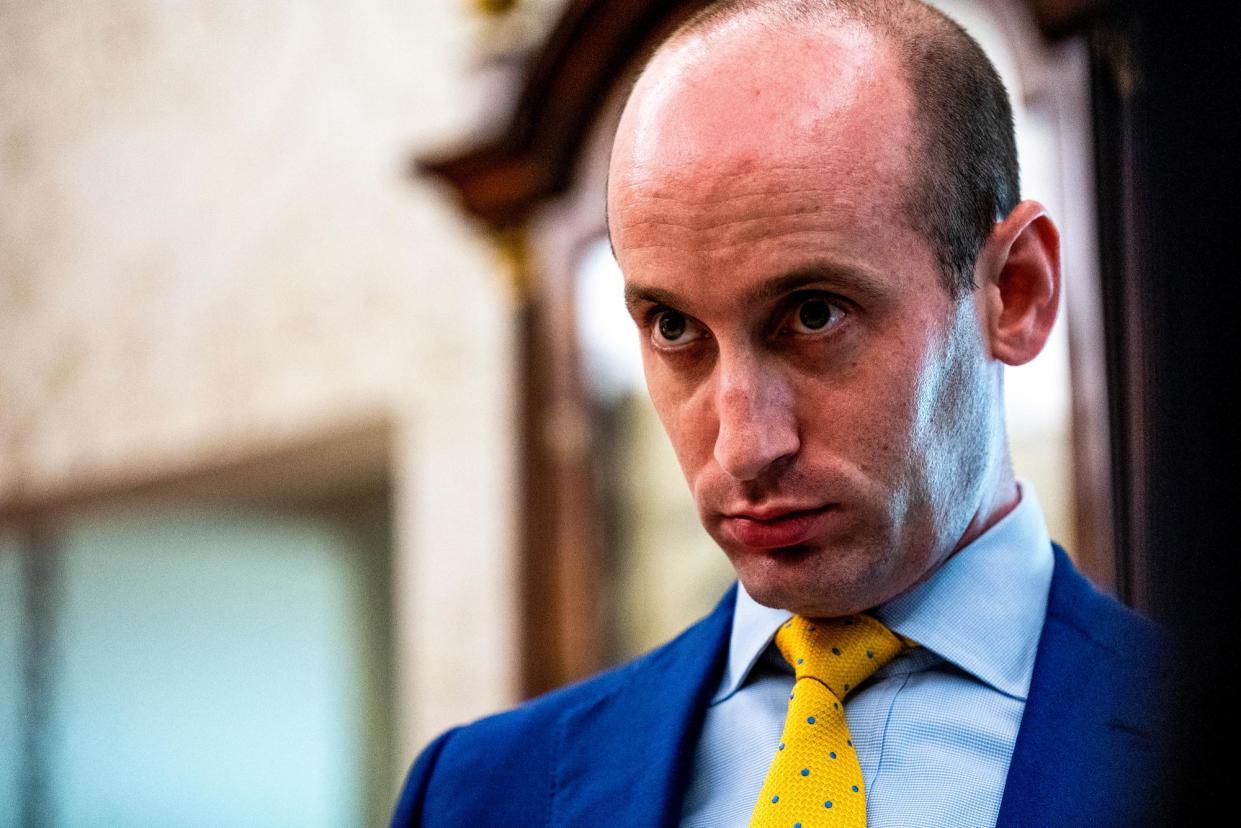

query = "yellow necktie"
[750, 614, 908, 827]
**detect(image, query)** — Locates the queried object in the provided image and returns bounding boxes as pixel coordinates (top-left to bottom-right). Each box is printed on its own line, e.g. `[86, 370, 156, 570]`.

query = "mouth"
[720, 504, 836, 550]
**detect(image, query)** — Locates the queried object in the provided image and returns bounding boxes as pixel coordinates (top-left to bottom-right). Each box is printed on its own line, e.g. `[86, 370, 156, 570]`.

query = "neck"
[951, 368, 1021, 555]
[953, 463, 1020, 556]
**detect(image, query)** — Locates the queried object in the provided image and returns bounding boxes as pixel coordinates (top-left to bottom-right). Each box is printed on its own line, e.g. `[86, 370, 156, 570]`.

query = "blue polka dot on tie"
[852, 785, 860, 793]
[772, 795, 780, 803]
[867, 650, 874, 658]
[797, 658, 804, 665]
[801, 768, 810, 777]
[825, 801, 834, 809]
[779, 743, 785, 750]
[833, 702, 839, 710]
[795, 823, 802, 828]
[832, 647, 842, 655]
[807, 716, 816, 724]
[830, 752, 837, 759]
[847, 739, 853, 747]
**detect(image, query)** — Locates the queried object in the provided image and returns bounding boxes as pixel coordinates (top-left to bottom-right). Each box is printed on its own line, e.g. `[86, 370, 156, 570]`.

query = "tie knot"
[775, 614, 907, 699]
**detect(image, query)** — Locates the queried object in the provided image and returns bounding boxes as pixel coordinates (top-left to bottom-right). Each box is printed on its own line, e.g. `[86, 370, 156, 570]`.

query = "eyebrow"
[623, 263, 887, 314]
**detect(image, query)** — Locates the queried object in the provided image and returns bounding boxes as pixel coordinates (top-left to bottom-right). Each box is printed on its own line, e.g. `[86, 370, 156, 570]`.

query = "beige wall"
[0, 0, 520, 763]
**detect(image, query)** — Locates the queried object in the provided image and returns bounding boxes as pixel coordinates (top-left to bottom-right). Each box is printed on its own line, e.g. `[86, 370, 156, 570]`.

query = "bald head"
[612, 0, 1018, 297]
[610, 14, 916, 275]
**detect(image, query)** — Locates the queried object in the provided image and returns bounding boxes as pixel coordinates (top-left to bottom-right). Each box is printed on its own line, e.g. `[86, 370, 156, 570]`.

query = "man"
[393, 1, 1165, 825]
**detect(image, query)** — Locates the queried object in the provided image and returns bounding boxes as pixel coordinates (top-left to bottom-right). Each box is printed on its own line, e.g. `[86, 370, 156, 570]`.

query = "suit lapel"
[545, 550, 1163, 827]
[996, 546, 1165, 828]
[550, 585, 735, 828]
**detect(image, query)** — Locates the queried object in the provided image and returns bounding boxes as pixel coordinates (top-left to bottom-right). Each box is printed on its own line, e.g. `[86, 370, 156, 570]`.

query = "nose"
[712, 350, 800, 482]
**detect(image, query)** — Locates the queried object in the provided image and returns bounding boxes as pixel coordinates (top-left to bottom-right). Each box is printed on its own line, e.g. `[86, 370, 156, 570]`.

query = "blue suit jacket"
[392, 546, 1167, 827]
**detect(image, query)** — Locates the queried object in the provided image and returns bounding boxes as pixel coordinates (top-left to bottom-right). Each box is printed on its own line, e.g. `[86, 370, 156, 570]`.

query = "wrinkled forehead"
[608, 14, 914, 220]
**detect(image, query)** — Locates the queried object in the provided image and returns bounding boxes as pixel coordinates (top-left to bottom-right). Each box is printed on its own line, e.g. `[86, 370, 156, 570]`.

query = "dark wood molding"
[1024, 0, 1120, 39]
[1087, 16, 1149, 610]
[416, 0, 713, 232]
[1087, 2, 1240, 817]
[417, 0, 720, 697]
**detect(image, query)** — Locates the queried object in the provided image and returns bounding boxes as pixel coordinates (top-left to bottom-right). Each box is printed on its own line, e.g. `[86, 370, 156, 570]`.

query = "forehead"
[617, 15, 896, 166]
[608, 15, 919, 280]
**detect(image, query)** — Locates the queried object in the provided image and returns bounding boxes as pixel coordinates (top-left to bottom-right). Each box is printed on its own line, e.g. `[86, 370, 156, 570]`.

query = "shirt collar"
[714, 481, 1054, 703]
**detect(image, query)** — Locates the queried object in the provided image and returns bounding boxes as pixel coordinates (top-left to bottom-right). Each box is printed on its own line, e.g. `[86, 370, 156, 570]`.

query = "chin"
[732, 546, 882, 618]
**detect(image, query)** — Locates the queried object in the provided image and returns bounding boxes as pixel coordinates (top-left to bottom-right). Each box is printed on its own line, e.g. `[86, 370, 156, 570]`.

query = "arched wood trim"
[415, 0, 719, 698]
[416, 0, 715, 231]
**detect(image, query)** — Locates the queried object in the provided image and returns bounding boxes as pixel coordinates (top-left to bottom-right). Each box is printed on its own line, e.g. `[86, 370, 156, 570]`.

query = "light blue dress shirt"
[680, 483, 1055, 827]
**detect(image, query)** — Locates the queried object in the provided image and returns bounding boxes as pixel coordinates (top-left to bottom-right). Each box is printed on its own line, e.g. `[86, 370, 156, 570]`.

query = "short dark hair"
[666, 0, 1020, 298]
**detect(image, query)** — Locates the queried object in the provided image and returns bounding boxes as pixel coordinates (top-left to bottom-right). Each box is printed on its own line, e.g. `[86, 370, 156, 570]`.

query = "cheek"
[797, 352, 923, 469]
[644, 363, 715, 471]
[925, 314, 991, 434]
[913, 318, 994, 501]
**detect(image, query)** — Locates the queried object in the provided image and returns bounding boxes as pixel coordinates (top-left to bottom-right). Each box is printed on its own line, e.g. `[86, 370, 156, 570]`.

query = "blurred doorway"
[1, 427, 397, 827]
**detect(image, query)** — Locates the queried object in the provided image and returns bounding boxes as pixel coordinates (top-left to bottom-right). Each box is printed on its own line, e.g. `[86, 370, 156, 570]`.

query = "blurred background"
[1, 0, 1233, 825]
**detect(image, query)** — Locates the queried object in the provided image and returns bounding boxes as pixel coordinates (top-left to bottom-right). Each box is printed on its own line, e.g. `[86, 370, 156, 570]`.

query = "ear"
[974, 200, 1061, 366]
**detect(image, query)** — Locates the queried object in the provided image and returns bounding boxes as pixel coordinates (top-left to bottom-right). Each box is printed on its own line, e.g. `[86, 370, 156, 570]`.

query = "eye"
[784, 295, 846, 335]
[650, 309, 707, 349]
